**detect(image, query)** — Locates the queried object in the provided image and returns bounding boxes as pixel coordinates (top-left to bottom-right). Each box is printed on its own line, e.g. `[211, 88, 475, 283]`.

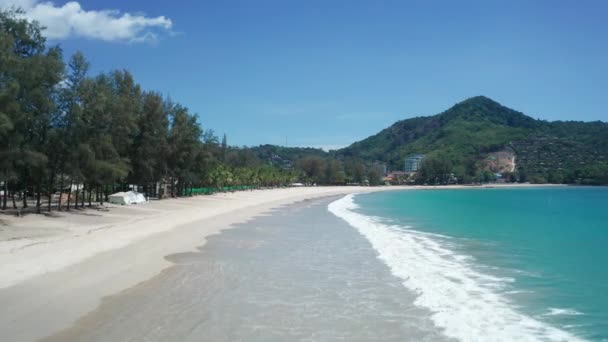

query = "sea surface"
[336, 186, 608, 341]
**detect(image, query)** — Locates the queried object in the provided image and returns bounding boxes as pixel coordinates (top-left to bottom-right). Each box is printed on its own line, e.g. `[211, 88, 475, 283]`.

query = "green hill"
[249, 96, 607, 185]
[337, 96, 608, 184]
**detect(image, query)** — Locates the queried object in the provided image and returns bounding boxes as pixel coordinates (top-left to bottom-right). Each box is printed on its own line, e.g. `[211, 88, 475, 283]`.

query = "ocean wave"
[504, 290, 535, 295]
[543, 308, 585, 316]
[328, 194, 586, 342]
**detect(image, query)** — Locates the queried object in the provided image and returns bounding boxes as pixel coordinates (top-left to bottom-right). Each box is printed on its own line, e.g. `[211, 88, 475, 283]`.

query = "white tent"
[108, 191, 147, 205]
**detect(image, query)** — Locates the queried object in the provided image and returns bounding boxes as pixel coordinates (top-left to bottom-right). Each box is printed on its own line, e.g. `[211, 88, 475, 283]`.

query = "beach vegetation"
[0, 9, 299, 213]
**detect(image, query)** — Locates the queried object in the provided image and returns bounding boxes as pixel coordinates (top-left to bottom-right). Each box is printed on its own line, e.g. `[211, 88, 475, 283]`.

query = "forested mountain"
[252, 96, 607, 185]
[247, 97, 607, 185]
[337, 96, 608, 184]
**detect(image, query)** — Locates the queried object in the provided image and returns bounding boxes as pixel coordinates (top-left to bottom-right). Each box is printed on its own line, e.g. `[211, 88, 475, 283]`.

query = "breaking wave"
[328, 194, 585, 342]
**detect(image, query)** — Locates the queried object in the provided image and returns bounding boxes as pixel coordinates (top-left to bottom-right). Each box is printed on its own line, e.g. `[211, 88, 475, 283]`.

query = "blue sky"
[7, 0, 608, 149]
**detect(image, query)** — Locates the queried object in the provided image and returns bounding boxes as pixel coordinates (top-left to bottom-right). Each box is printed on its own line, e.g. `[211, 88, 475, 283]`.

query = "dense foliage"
[248, 145, 384, 185]
[0, 10, 301, 213]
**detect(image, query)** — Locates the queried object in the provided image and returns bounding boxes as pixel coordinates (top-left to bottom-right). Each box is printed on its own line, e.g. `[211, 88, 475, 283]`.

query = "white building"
[404, 154, 425, 172]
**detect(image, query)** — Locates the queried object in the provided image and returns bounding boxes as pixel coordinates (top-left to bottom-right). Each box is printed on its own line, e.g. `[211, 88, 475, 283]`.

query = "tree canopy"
[0, 10, 308, 213]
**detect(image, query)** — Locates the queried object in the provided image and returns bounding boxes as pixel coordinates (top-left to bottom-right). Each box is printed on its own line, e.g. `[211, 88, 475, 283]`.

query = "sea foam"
[328, 194, 585, 342]
[543, 308, 585, 317]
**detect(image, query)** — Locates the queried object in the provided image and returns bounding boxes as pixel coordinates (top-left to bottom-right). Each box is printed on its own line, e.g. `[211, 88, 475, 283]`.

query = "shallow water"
[345, 187, 608, 341]
[47, 198, 448, 341]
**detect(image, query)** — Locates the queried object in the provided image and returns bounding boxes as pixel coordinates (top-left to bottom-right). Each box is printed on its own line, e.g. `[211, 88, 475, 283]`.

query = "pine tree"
[131, 92, 168, 196]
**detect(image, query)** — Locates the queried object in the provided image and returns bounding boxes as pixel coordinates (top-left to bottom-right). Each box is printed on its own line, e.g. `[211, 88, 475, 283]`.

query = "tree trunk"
[12, 189, 17, 209]
[88, 186, 92, 207]
[47, 189, 52, 212]
[74, 183, 79, 209]
[22, 181, 28, 209]
[67, 181, 73, 210]
[47, 173, 54, 212]
[36, 186, 41, 214]
[170, 177, 175, 198]
[57, 175, 64, 211]
[2, 180, 7, 210]
[81, 184, 85, 208]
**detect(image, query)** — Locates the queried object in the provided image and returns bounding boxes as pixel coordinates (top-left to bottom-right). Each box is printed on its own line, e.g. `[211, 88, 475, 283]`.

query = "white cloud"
[0, 0, 173, 43]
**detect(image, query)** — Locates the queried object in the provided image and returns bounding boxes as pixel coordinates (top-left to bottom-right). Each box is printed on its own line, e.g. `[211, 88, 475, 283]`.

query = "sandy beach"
[0, 183, 556, 341]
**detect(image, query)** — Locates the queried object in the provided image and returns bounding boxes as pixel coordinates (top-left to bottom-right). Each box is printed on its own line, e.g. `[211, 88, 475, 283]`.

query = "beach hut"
[108, 192, 129, 205]
[108, 191, 147, 205]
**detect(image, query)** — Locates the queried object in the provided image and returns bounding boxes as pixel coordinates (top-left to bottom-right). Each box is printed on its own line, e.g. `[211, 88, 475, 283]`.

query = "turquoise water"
[353, 187, 608, 341]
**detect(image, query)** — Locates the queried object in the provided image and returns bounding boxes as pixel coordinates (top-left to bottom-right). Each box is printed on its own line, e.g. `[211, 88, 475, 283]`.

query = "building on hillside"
[404, 154, 425, 172]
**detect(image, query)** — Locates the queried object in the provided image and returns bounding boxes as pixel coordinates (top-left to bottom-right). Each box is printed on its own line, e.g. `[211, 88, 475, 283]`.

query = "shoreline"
[0, 183, 559, 290]
[43, 196, 446, 342]
[0, 183, 560, 341]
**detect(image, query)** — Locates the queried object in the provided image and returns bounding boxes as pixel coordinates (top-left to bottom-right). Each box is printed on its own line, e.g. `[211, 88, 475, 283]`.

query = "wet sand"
[44, 198, 450, 341]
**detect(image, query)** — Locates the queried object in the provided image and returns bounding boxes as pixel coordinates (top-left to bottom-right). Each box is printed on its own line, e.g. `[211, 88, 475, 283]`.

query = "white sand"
[0, 184, 556, 341]
[0, 187, 378, 290]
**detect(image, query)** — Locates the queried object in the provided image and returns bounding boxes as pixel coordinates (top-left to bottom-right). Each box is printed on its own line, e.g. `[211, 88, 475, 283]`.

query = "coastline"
[43, 196, 448, 342]
[0, 183, 559, 341]
[0, 183, 557, 290]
